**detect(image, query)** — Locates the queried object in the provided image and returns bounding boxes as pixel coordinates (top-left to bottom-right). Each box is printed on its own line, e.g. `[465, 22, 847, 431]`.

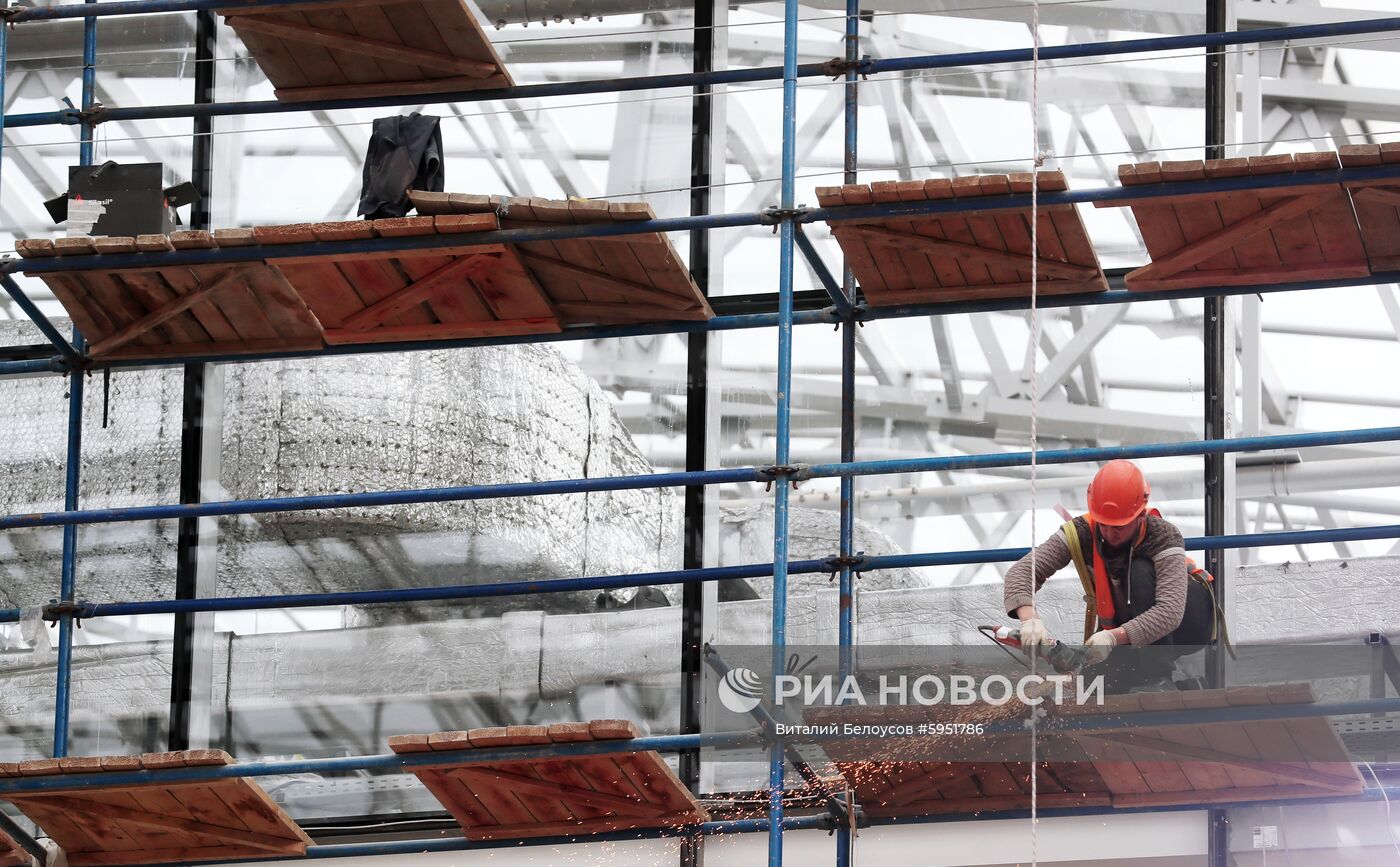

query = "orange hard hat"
[1087, 460, 1150, 526]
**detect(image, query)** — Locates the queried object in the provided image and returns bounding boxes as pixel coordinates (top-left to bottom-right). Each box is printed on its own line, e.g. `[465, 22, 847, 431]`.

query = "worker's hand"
[1018, 617, 1053, 652]
[1084, 629, 1118, 666]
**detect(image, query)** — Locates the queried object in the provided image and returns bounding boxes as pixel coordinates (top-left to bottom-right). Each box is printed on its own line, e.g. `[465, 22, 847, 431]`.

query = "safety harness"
[1060, 511, 1232, 655]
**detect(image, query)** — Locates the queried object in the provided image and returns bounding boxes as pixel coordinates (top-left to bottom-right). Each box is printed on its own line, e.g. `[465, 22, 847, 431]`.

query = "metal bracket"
[760, 205, 812, 230]
[825, 303, 869, 327]
[757, 463, 813, 490]
[56, 98, 107, 126]
[43, 599, 90, 627]
[820, 54, 873, 79]
[0, 5, 24, 22]
[824, 553, 868, 581]
[77, 101, 109, 125]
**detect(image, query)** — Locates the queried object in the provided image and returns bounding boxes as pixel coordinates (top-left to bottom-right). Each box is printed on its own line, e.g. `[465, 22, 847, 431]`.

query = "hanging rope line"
[1027, 0, 1044, 862]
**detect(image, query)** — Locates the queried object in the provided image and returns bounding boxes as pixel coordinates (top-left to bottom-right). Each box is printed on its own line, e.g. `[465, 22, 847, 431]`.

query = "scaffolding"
[1, 2, 1400, 865]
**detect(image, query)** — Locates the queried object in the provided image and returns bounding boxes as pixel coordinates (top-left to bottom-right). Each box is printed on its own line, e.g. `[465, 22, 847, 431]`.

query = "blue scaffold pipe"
[53, 330, 85, 759]
[13, 266, 1400, 381]
[859, 523, 1400, 573]
[4, 518, 1393, 626]
[769, 0, 802, 859]
[989, 697, 1400, 736]
[0, 358, 59, 375]
[5, 425, 1399, 531]
[0, 697, 1393, 797]
[0, 731, 762, 795]
[16, 162, 1400, 277]
[835, 3, 859, 863]
[867, 786, 1400, 826]
[8, 0, 376, 20]
[0, 558, 834, 623]
[793, 226, 851, 316]
[0, 309, 830, 378]
[0, 276, 81, 364]
[0, 811, 47, 862]
[302, 816, 838, 861]
[1, 16, 1398, 125]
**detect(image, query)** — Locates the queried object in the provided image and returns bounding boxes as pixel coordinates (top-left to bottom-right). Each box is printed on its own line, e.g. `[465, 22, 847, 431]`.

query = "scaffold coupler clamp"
[43, 600, 89, 629]
[758, 463, 812, 491]
[821, 798, 863, 834]
[0, 4, 23, 23]
[77, 101, 109, 126]
[824, 553, 867, 582]
[760, 204, 811, 233]
[820, 54, 873, 79]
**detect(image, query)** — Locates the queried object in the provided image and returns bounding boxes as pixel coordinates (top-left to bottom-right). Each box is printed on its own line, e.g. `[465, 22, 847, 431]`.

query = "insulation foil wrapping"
[0, 319, 681, 613]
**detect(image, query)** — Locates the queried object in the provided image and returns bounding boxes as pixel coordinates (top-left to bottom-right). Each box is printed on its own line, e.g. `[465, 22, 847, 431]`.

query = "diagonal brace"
[795, 225, 853, 316]
[449, 766, 668, 817]
[20, 794, 298, 852]
[1129, 191, 1331, 282]
[1080, 732, 1360, 792]
[88, 266, 254, 356]
[516, 250, 695, 311]
[843, 224, 1100, 282]
[1352, 186, 1400, 208]
[1, 274, 82, 365]
[341, 253, 496, 332]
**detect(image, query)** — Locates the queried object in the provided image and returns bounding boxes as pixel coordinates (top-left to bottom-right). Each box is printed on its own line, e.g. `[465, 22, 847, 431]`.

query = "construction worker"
[1002, 459, 1216, 690]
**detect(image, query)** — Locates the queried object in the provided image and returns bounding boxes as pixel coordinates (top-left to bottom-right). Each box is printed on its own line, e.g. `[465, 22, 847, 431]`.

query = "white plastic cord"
[1363, 761, 1400, 859]
[1028, 0, 1043, 863]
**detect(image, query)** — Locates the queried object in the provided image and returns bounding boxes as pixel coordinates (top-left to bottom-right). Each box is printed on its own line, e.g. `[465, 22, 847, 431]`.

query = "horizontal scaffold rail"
[2, 15, 1400, 126]
[0, 699, 1394, 797]
[7, 269, 1400, 377]
[3, 522, 1399, 624]
[3, 426, 1396, 530]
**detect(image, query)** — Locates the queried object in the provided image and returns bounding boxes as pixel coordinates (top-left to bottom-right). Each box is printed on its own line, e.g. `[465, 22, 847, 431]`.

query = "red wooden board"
[809, 684, 1363, 819]
[389, 720, 710, 840]
[1105, 152, 1370, 291]
[815, 171, 1109, 306]
[218, 0, 512, 102]
[410, 191, 714, 324]
[1340, 143, 1400, 272]
[0, 750, 310, 866]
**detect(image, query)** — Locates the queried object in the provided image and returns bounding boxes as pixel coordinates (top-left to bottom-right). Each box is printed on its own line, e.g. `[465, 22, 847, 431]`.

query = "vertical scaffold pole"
[0, 17, 7, 200]
[55, 0, 97, 758]
[769, 0, 800, 860]
[835, 2, 860, 865]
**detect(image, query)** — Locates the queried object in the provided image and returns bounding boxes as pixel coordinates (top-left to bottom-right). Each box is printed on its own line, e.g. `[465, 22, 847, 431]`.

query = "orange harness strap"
[1084, 514, 1147, 628]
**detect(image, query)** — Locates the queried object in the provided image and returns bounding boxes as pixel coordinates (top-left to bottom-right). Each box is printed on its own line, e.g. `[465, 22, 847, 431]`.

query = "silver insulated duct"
[0, 319, 683, 614]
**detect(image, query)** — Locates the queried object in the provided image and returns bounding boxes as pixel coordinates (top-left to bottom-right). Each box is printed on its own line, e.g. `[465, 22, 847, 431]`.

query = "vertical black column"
[169, 8, 217, 751]
[679, 2, 714, 865]
[1204, 0, 1229, 862]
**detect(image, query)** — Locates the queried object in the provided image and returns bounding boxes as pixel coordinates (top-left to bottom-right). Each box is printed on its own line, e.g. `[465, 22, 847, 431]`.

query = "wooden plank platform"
[0, 750, 311, 866]
[22, 199, 710, 359]
[807, 684, 1363, 819]
[814, 172, 1109, 306]
[409, 191, 714, 324]
[218, 0, 511, 103]
[1339, 143, 1400, 272]
[16, 215, 565, 358]
[388, 720, 710, 840]
[15, 234, 325, 361]
[1102, 152, 1370, 291]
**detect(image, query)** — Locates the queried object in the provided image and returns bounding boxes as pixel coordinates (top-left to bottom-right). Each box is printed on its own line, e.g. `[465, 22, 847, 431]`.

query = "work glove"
[1084, 629, 1117, 666]
[1018, 617, 1053, 654]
